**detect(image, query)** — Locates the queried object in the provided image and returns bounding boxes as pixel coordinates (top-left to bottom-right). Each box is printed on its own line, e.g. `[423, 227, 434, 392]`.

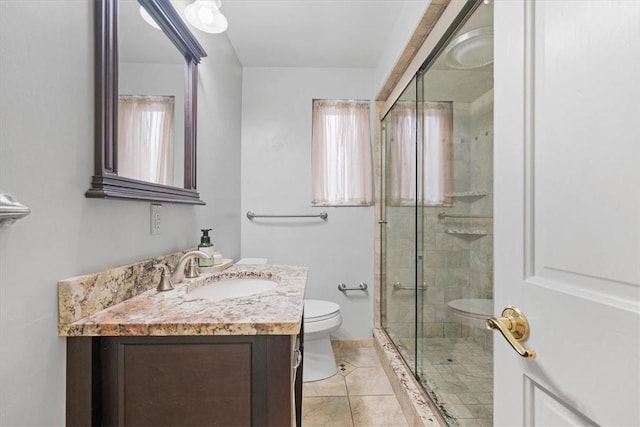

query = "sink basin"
[188, 278, 278, 301]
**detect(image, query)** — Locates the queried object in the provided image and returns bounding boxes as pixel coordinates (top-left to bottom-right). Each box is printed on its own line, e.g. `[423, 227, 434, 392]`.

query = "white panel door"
[493, 1, 640, 426]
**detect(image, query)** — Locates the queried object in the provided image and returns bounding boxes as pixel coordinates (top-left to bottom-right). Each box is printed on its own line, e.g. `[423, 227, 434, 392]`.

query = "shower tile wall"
[384, 205, 416, 340]
[385, 89, 494, 351]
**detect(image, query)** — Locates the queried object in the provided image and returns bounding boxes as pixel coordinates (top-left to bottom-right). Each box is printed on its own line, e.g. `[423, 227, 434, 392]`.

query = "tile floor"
[301, 345, 409, 426]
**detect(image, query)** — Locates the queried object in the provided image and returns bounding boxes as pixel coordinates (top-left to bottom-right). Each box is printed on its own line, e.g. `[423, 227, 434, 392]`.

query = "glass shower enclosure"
[380, 2, 494, 425]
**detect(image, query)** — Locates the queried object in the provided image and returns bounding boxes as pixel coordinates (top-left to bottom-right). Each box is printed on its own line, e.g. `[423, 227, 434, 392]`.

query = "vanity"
[69, 1, 307, 423]
[59, 255, 306, 426]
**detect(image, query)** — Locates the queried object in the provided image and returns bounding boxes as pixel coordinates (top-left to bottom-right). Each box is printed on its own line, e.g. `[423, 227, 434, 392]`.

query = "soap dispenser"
[198, 229, 214, 267]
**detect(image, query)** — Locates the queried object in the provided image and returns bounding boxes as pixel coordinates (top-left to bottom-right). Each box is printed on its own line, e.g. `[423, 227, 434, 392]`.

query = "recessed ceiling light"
[443, 27, 493, 70]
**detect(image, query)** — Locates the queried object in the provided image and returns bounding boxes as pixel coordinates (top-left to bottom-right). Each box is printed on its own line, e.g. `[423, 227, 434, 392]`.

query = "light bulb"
[185, 1, 228, 34]
[198, 7, 215, 25]
[210, 13, 228, 33]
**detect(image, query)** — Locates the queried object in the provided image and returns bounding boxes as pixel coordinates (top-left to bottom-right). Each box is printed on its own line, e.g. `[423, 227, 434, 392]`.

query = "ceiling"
[121, 0, 408, 68]
[120, 0, 185, 64]
[121, 0, 495, 99]
[220, 0, 407, 68]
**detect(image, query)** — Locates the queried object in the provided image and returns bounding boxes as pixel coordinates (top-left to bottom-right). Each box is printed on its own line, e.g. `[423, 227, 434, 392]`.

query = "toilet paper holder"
[337, 282, 368, 292]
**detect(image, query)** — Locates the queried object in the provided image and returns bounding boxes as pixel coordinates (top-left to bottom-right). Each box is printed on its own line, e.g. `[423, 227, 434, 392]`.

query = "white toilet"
[303, 299, 342, 382]
[447, 298, 493, 329]
[235, 258, 342, 382]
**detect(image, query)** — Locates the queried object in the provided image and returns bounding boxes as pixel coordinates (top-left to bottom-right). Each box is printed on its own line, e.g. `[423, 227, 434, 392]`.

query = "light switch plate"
[150, 204, 162, 235]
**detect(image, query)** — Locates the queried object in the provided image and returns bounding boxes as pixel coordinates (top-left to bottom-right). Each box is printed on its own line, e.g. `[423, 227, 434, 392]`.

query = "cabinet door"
[102, 336, 267, 426]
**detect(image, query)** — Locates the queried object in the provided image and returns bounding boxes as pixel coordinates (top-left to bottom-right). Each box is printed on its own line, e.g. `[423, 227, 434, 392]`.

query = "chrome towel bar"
[246, 211, 328, 220]
[393, 282, 427, 291]
[338, 282, 368, 292]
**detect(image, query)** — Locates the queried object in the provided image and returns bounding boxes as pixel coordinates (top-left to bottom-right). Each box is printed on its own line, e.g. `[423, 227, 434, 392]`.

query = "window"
[312, 100, 373, 206]
[118, 95, 175, 185]
[387, 101, 453, 206]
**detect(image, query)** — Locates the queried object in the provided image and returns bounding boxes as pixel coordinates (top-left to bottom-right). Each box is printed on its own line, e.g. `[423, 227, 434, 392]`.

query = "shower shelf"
[445, 228, 488, 237]
[446, 191, 488, 199]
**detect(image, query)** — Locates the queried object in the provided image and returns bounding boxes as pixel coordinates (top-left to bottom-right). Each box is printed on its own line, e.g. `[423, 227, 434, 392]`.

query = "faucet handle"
[184, 258, 199, 279]
[154, 263, 174, 292]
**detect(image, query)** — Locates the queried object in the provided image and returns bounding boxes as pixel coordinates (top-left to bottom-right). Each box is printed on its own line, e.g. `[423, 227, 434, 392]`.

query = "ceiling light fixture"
[139, 5, 161, 30]
[184, 0, 228, 34]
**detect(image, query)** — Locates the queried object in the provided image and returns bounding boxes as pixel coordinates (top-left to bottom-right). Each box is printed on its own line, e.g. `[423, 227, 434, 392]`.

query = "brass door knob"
[486, 306, 536, 359]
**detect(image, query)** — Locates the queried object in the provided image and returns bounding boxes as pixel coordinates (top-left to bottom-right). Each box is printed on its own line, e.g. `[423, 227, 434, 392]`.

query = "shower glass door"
[381, 76, 422, 374]
[381, 1, 494, 425]
[416, 2, 495, 424]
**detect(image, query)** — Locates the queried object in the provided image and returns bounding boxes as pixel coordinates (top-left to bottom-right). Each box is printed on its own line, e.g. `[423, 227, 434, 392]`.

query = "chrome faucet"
[154, 263, 174, 292]
[170, 250, 212, 284]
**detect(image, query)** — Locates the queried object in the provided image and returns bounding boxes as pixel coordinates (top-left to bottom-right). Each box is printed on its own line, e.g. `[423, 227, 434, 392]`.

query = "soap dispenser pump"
[198, 229, 214, 267]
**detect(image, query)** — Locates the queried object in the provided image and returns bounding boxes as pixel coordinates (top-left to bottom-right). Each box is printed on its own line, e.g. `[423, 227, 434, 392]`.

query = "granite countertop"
[58, 264, 307, 337]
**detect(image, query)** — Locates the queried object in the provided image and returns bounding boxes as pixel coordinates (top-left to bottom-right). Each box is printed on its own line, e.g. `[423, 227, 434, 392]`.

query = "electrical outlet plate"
[151, 204, 162, 235]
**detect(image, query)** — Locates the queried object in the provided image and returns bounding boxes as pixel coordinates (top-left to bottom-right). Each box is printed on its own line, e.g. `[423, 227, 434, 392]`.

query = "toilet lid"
[304, 299, 341, 322]
[447, 298, 493, 318]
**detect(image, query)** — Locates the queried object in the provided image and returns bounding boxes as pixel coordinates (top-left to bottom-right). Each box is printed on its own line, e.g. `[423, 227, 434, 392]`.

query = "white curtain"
[118, 95, 174, 185]
[312, 100, 373, 205]
[387, 101, 453, 205]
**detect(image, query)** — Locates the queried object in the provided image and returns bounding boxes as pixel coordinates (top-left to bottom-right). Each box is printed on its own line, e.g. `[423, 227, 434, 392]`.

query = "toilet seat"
[447, 298, 493, 319]
[447, 298, 493, 329]
[304, 299, 340, 323]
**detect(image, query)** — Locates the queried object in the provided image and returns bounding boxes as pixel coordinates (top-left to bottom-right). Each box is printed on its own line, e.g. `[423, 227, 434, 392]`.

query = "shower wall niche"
[379, 2, 494, 425]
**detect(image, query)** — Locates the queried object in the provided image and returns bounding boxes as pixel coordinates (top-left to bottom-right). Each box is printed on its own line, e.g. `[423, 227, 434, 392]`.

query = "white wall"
[0, 1, 242, 425]
[240, 67, 375, 339]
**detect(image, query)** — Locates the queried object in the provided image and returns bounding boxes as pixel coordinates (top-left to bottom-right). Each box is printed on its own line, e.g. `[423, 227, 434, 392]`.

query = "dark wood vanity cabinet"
[66, 334, 303, 427]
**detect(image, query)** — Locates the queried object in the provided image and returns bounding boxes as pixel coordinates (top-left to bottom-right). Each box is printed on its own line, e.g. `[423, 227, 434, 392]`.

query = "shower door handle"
[486, 306, 536, 359]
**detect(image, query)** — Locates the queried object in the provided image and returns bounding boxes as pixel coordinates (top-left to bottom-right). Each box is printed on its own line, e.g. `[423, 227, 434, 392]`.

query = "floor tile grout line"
[346, 390, 356, 427]
[343, 372, 356, 427]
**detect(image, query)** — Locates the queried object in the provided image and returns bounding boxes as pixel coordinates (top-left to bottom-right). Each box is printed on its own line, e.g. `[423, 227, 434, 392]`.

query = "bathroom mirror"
[87, 0, 207, 204]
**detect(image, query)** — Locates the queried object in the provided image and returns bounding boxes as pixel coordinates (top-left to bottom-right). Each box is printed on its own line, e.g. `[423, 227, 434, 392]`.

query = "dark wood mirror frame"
[86, 0, 207, 204]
